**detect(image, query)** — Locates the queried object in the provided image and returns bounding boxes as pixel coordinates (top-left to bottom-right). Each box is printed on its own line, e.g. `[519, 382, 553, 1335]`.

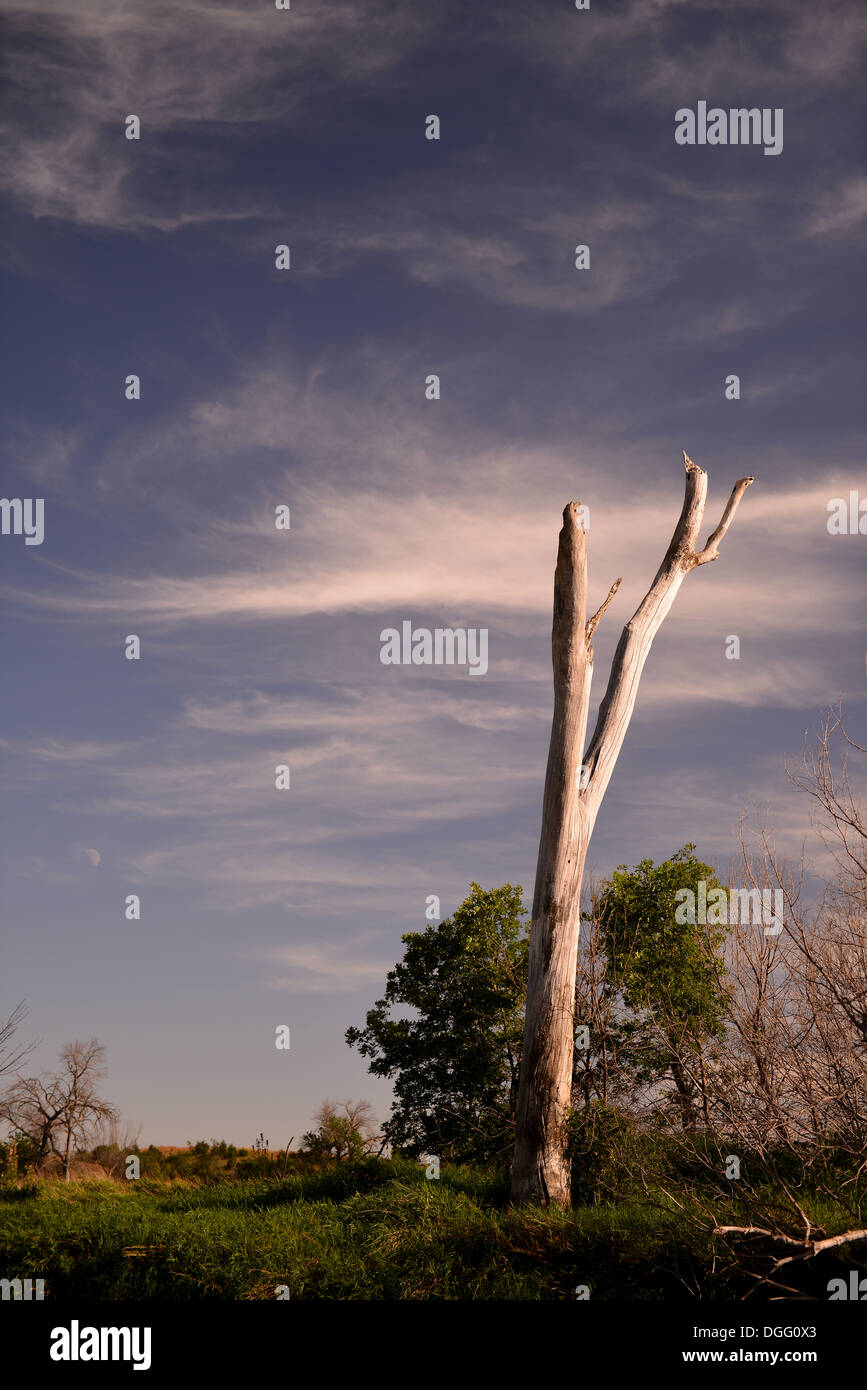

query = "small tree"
[54, 1041, 117, 1179]
[300, 1099, 379, 1162]
[0, 1038, 117, 1179]
[89, 1116, 142, 1179]
[596, 846, 730, 1130]
[347, 882, 529, 1162]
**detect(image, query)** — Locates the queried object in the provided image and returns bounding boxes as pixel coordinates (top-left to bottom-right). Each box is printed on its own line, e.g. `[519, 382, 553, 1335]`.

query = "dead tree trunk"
[511, 453, 754, 1205]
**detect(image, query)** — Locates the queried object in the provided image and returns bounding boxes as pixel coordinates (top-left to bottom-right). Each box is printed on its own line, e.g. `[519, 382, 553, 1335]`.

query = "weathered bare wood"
[694, 467, 756, 566]
[585, 577, 621, 654]
[511, 453, 753, 1205]
[712, 1226, 867, 1255]
[511, 504, 594, 1205]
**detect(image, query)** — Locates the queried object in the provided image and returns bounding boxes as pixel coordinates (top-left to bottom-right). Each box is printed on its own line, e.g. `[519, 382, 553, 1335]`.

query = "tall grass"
[0, 1159, 861, 1300]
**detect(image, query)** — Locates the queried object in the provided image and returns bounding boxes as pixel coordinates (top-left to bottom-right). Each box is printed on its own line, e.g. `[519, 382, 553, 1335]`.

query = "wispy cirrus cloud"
[807, 176, 867, 238]
[512, 0, 867, 98]
[249, 939, 396, 996]
[0, 0, 432, 230]
[7, 467, 860, 650]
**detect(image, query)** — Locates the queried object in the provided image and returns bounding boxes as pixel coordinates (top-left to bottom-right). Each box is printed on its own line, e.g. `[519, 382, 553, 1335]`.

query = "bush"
[567, 1103, 668, 1206]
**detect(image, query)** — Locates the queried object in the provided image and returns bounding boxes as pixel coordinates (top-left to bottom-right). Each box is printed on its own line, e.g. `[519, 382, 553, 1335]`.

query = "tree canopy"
[594, 845, 729, 1129]
[346, 882, 528, 1163]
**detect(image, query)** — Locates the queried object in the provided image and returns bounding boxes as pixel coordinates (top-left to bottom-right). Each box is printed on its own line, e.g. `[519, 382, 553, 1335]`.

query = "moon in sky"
[84, 848, 101, 867]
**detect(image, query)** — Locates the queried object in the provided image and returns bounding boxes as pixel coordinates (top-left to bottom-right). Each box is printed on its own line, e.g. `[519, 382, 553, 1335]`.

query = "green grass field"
[2, 1159, 863, 1300]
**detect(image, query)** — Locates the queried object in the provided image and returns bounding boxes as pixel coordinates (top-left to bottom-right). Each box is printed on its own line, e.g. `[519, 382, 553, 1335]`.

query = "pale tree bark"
[511, 453, 754, 1205]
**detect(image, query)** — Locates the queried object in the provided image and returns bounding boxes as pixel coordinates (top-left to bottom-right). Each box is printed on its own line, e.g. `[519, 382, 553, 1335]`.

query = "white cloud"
[309, 194, 672, 314]
[9, 462, 858, 660]
[0, 736, 132, 762]
[807, 176, 867, 238]
[249, 939, 395, 996]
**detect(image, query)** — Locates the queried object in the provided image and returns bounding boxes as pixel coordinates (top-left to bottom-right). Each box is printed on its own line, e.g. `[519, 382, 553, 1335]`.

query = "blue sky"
[1, 0, 865, 1148]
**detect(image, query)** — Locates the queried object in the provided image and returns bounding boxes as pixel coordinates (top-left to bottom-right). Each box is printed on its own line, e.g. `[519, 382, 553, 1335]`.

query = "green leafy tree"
[595, 846, 729, 1130]
[346, 882, 529, 1163]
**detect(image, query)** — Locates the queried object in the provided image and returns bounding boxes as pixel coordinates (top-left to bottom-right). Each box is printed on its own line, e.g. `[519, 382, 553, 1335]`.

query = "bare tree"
[0, 1038, 117, 1179]
[649, 708, 867, 1288]
[53, 1040, 117, 1180]
[703, 709, 867, 1164]
[1, 1066, 71, 1172]
[0, 1001, 35, 1079]
[89, 1115, 143, 1179]
[512, 454, 753, 1205]
[302, 1098, 380, 1160]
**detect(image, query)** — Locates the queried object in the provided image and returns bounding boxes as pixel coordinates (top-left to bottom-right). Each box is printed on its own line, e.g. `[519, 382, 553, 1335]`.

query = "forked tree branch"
[693, 461, 755, 565]
[581, 452, 753, 817]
